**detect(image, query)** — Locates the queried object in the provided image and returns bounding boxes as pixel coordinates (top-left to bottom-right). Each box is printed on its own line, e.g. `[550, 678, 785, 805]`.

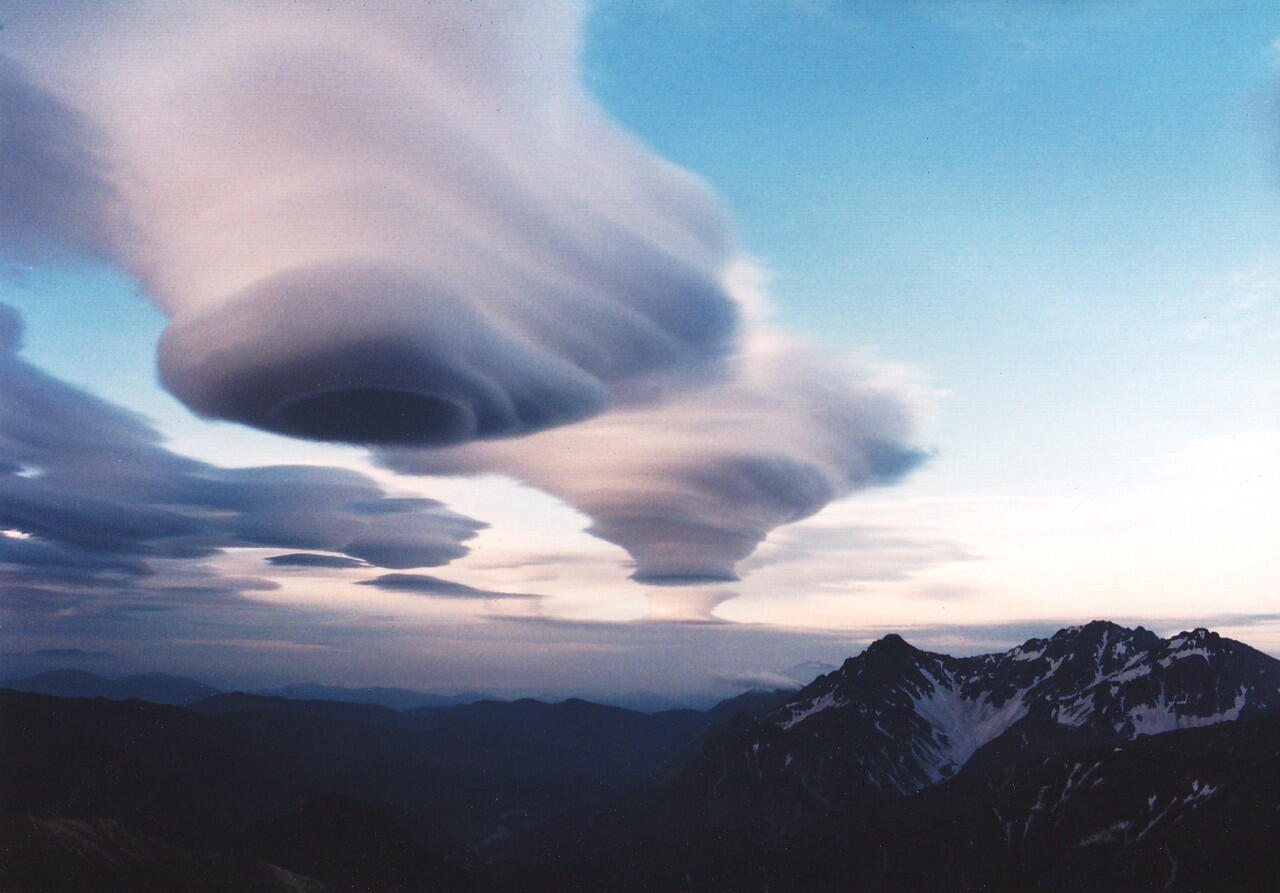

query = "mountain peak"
[1052, 619, 1122, 638]
[864, 633, 916, 656]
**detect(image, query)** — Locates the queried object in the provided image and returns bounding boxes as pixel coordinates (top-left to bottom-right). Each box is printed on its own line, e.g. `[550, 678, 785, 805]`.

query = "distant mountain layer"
[1, 670, 734, 714]
[254, 682, 483, 711]
[0, 682, 789, 857]
[2, 669, 219, 705]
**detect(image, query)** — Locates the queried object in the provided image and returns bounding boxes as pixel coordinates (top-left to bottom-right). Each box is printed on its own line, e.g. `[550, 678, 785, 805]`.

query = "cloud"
[0, 304, 487, 605]
[645, 587, 739, 622]
[265, 554, 369, 569]
[3, 3, 929, 602]
[0, 56, 117, 262]
[380, 333, 929, 587]
[739, 514, 976, 585]
[4, 1, 738, 446]
[712, 670, 805, 691]
[355, 573, 542, 600]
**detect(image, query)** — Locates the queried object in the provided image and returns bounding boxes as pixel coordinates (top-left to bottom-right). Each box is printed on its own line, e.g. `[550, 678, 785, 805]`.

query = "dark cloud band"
[355, 573, 541, 600]
[0, 304, 487, 603]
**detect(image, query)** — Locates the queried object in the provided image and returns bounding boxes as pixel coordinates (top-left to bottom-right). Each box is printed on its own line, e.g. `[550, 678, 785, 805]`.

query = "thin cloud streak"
[355, 573, 543, 600]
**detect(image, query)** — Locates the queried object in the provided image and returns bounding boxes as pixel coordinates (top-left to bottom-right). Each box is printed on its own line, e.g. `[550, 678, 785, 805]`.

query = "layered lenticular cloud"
[1, 1, 929, 595]
[1, 0, 736, 446]
[380, 333, 928, 585]
[0, 57, 116, 262]
[0, 304, 486, 601]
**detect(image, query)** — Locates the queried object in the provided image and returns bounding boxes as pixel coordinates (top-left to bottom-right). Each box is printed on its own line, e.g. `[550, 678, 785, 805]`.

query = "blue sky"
[1, 1, 1277, 695]
[586, 1, 1280, 484]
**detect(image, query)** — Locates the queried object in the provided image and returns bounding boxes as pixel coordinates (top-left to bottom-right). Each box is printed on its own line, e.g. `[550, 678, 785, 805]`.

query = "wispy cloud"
[265, 553, 370, 570]
[356, 573, 543, 601]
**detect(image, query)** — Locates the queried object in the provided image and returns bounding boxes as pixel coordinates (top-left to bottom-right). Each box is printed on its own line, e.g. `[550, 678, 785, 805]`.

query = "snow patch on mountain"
[1129, 687, 1248, 737]
[779, 691, 843, 730]
[910, 672, 1030, 779]
[1055, 692, 1096, 728]
[1158, 647, 1211, 667]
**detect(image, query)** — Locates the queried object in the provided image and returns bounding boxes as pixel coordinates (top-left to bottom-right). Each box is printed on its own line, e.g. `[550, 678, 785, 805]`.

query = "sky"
[1, 0, 1277, 703]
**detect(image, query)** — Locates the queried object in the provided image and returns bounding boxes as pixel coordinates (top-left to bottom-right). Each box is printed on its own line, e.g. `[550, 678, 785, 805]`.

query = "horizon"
[2, 1, 1278, 701]
[3, 617, 1270, 707]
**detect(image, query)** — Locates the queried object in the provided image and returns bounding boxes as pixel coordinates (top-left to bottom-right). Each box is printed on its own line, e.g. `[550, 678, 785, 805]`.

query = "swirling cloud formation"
[1, 1, 737, 445]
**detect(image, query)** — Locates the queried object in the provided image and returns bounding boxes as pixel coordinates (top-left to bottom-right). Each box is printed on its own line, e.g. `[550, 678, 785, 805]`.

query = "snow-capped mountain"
[772, 713, 1280, 893]
[667, 621, 1280, 840]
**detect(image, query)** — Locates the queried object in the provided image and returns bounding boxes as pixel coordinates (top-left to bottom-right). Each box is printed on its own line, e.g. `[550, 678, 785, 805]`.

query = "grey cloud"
[380, 335, 929, 587]
[0, 56, 117, 262]
[712, 671, 804, 691]
[0, 304, 487, 602]
[4, 1, 930, 611]
[7, 648, 111, 658]
[8, 1, 738, 446]
[355, 574, 542, 600]
[739, 521, 976, 584]
[781, 661, 839, 683]
[265, 554, 369, 569]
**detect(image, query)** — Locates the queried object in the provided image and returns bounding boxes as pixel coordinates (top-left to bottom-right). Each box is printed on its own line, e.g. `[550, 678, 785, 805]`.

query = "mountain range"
[639, 620, 1280, 843]
[3, 620, 1278, 892]
[0, 669, 751, 714]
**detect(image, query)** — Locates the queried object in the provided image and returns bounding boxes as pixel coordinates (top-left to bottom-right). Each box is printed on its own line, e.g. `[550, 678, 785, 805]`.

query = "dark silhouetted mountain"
[239, 795, 479, 892]
[194, 692, 410, 729]
[502, 714, 1280, 892]
[254, 682, 486, 712]
[637, 621, 1280, 843]
[9, 621, 1275, 892]
[776, 713, 1280, 893]
[0, 814, 327, 893]
[497, 621, 1280, 869]
[701, 688, 795, 728]
[0, 684, 784, 858]
[3, 669, 219, 705]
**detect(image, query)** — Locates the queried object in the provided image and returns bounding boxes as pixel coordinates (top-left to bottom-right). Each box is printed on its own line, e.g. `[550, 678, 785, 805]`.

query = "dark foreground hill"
[0, 688, 782, 849]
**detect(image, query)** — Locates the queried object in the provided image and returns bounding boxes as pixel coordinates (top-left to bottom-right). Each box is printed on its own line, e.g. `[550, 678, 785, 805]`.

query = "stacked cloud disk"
[2, 0, 737, 446]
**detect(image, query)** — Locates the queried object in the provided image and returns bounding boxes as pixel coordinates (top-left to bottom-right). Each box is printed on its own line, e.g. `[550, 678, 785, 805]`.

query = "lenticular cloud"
[380, 333, 929, 586]
[2, 0, 737, 445]
[1, 1, 931, 592]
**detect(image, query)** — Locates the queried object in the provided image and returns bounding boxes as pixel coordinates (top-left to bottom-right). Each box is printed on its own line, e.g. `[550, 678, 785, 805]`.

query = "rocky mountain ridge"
[648, 621, 1280, 841]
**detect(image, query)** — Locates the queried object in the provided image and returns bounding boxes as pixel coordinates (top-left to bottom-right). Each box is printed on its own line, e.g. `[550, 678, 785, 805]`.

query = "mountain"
[0, 683, 786, 857]
[7, 621, 1277, 891]
[3, 669, 220, 705]
[254, 683, 486, 712]
[504, 713, 1280, 892]
[238, 795, 480, 892]
[776, 713, 1280, 893]
[194, 692, 411, 728]
[533, 621, 1280, 848]
[0, 814, 328, 893]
